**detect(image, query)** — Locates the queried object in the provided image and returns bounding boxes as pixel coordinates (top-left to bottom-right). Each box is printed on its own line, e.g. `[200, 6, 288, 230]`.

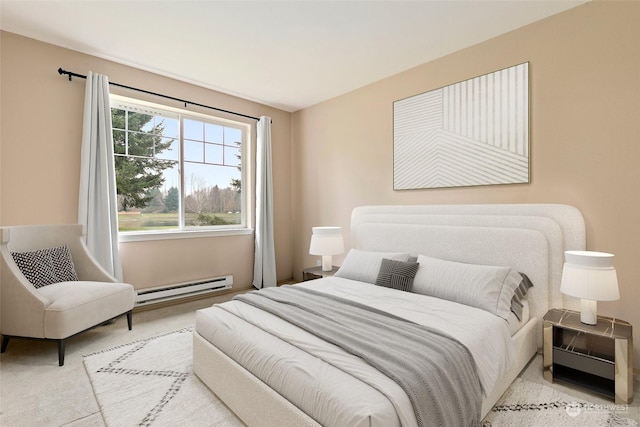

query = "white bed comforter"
[195, 277, 515, 427]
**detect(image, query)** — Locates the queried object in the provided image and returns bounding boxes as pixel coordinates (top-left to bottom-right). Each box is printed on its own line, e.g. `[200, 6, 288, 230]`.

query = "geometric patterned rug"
[83, 327, 244, 427]
[85, 327, 637, 427]
[482, 378, 638, 427]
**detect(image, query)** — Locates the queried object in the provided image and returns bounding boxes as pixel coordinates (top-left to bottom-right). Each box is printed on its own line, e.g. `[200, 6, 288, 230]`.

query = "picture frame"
[393, 62, 529, 190]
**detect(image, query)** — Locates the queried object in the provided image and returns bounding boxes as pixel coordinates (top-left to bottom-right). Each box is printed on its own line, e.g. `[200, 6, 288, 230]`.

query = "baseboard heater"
[135, 275, 233, 306]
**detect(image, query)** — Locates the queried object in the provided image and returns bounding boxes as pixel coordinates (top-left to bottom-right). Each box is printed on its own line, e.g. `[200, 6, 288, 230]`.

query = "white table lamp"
[560, 250, 619, 325]
[309, 226, 344, 271]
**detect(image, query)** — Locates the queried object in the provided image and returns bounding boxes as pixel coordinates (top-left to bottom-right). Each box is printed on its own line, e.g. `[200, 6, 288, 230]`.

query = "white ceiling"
[1, 0, 586, 112]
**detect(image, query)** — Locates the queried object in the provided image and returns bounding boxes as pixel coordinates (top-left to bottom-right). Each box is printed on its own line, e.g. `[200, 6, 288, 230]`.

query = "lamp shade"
[560, 250, 619, 301]
[309, 227, 344, 256]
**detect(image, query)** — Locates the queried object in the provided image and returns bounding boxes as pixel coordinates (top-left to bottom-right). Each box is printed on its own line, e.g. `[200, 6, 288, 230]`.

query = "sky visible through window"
[141, 115, 242, 194]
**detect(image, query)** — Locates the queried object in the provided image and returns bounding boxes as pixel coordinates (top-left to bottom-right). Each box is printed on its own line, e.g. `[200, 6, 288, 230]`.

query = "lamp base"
[321, 255, 333, 272]
[580, 299, 598, 325]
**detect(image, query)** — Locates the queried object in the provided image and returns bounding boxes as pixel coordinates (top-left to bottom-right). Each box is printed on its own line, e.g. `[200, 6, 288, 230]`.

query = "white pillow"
[335, 249, 410, 284]
[413, 255, 522, 321]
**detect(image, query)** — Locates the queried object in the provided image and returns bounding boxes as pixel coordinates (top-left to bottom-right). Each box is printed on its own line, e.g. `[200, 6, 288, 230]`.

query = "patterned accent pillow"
[11, 245, 78, 288]
[50, 245, 79, 282]
[375, 258, 420, 292]
[11, 248, 58, 288]
[335, 249, 410, 284]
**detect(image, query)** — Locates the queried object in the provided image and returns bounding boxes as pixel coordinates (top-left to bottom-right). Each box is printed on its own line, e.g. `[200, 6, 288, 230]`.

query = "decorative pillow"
[375, 258, 420, 292]
[50, 245, 79, 282]
[11, 245, 78, 288]
[335, 249, 410, 284]
[11, 248, 58, 288]
[511, 273, 534, 321]
[412, 255, 522, 321]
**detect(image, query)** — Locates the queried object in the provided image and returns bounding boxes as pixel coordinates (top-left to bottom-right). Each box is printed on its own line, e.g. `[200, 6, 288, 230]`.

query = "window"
[111, 96, 249, 235]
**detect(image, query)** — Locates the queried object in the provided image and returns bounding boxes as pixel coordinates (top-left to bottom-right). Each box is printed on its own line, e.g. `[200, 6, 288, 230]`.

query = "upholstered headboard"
[350, 204, 586, 347]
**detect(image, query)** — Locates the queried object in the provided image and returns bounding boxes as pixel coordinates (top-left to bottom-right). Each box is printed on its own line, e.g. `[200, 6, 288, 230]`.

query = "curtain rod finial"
[58, 68, 72, 81]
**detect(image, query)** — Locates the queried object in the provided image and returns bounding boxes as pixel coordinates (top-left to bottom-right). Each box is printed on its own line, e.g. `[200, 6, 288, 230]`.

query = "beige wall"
[0, 31, 293, 291]
[292, 1, 640, 366]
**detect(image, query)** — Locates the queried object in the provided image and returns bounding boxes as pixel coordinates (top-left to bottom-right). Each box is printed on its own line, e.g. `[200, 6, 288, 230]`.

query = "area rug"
[85, 327, 637, 427]
[83, 327, 244, 427]
[483, 378, 638, 426]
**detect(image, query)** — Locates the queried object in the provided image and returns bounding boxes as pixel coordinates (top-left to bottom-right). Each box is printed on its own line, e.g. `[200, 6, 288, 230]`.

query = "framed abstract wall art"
[393, 62, 529, 190]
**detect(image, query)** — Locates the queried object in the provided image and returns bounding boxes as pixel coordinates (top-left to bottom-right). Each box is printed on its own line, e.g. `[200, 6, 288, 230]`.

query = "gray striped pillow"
[511, 273, 534, 320]
[375, 258, 419, 292]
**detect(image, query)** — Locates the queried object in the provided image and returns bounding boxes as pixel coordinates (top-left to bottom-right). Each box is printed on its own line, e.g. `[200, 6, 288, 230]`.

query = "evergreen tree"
[112, 109, 174, 211]
[164, 187, 179, 213]
[230, 141, 242, 193]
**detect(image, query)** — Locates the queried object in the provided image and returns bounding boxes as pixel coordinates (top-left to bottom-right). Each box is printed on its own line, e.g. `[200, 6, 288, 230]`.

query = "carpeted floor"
[1, 294, 639, 426]
[0, 293, 242, 427]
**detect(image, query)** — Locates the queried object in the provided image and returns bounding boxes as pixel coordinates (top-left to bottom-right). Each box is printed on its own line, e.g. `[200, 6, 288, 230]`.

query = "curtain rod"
[58, 68, 262, 122]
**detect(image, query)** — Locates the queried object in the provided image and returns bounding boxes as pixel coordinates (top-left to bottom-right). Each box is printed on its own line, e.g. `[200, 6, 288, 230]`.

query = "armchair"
[0, 224, 134, 366]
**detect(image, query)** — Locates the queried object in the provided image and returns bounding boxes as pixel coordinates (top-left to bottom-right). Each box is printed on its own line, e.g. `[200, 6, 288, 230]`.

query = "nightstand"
[302, 266, 339, 281]
[543, 308, 633, 404]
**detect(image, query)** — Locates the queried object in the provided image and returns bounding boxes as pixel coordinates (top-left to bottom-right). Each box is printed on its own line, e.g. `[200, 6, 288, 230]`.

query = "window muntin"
[111, 97, 248, 234]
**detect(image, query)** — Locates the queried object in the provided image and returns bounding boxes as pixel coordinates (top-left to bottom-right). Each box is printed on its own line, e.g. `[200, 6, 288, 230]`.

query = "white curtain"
[78, 72, 123, 281]
[252, 116, 276, 289]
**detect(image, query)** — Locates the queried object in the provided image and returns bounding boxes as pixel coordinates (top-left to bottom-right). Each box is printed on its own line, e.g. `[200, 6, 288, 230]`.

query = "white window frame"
[110, 95, 253, 242]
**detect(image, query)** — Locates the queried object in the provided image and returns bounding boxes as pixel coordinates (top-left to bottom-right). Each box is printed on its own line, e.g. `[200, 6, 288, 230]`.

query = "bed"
[193, 204, 586, 426]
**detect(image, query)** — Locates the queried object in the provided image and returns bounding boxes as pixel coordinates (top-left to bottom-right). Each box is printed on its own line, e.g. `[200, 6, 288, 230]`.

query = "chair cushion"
[39, 281, 134, 339]
[10, 245, 78, 288]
